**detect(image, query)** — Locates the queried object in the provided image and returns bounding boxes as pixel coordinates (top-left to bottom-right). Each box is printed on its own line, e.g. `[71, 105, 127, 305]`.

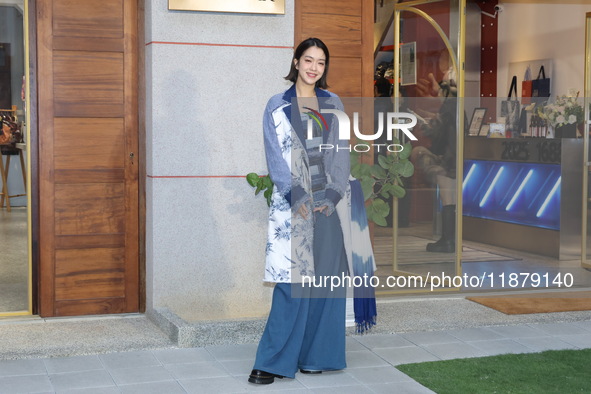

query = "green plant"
[246, 173, 274, 206]
[350, 138, 414, 226]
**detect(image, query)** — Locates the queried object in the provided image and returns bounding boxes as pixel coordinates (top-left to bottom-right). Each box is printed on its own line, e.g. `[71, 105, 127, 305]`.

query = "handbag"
[521, 65, 532, 105]
[501, 76, 521, 134]
[532, 65, 550, 103]
[0, 120, 22, 148]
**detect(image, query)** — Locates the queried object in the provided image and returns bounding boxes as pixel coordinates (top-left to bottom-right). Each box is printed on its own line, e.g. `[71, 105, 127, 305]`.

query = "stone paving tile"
[345, 365, 414, 384]
[179, 376, 247, 393]
[373, 346, 440, 366]
[108, 365, 175, 385]
[444, 327, 505, 342]
[295, 370, 360, 389]
[421, 342, 488, 360]
[56, 388, 121, 394]
[514, 336, 579, 352]
[206, 343, 258, 361]
[399, 331, 462, 346]
[466, 339, 535, 356]
[555, 334, 591, 349]
[367, 381, 436, 394]
[0, 358, 47, 377]
[118, 380, 186, 394]
[345, 337, 367, 352]
[151, 347, 215, 364]
[529, 321, 591, 336]
[49, 370, 116, 392]
[344, 350, 389, 368]
[44, 355, 104, 374]
[310, 385, 375, 393]
[99, 351, 160, 370]
[56, 387, 121, 394]
[487, 324, 547, 339]
[353, 333, 415, 349]
[163, 360, 229, 380]
[0, 374, 53, 394]
[219, 358, 254, 376]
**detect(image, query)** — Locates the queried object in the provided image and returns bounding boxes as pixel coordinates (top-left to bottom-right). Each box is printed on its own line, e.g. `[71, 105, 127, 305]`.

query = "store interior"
[0, 0, 28, 314]
[372, 0, 591, 295]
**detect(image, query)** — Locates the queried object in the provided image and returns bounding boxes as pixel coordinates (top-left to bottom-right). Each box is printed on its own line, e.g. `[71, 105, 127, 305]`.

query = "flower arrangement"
[538, 94, 584, 128]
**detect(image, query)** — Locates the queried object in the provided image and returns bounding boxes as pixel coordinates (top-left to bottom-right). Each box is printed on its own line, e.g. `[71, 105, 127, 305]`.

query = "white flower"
[556, 115, 566, 125]
[568, 114, 577, 124]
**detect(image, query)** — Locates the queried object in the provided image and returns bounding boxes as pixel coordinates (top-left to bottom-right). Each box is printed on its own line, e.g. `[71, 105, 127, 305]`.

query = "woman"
[248, 37, 350, 385]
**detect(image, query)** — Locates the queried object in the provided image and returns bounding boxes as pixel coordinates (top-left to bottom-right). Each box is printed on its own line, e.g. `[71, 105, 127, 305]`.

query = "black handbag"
[501, 76, 521, 134]
[532, 65, 550, 103]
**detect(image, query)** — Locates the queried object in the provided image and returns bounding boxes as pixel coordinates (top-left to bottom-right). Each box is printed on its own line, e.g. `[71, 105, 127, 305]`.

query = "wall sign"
[169, 0, 285, 15]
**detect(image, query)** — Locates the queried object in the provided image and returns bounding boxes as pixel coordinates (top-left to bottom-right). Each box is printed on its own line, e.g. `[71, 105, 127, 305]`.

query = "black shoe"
[426, 238, 455, 253]
[248, 369, 276, 384]
[300, 369, 322, 374]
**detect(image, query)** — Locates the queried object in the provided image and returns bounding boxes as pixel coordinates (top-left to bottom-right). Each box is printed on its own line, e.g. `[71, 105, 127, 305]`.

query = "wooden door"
[37, 0, 139, 316]
[295, 1, 374, 98]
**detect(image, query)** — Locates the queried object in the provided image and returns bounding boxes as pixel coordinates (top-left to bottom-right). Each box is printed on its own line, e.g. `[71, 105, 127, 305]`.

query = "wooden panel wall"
[37, 0, 139, 316]
[295, 0, 374, 99]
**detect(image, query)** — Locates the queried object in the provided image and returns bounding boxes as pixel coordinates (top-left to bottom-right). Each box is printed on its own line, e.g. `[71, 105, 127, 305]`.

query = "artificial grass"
[397, 349, 591, 393]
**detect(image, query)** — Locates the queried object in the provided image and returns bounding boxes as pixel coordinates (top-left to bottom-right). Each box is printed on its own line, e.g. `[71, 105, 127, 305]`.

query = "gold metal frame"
[0, 0, 32, 317]
[389, 0, 466, 293]
[582, 12, 591, 269]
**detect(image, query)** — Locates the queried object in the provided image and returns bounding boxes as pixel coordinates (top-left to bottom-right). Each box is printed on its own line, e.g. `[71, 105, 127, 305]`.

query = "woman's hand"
[313, 205, 329, 216]
[297, 203, 309, 220]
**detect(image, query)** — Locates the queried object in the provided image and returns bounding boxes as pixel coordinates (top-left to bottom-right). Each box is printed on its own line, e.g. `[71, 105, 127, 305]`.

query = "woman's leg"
[252, 283, 310, 379]
[298, 212, 347, 371]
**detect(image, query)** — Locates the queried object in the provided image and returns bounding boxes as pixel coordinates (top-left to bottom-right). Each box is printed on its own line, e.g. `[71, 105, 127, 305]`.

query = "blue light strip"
[505, 169, 534, 211]
[462, 163, 476, 191]
[536, 176, 561, 218]
[479, 166, 504, 208]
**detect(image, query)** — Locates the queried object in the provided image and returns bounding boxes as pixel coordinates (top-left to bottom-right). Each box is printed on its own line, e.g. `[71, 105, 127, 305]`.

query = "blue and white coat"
[262, 85, 350, 283]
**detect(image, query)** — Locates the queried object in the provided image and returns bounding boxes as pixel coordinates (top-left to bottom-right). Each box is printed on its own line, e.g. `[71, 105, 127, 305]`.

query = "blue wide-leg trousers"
[253, 212, 347, 379]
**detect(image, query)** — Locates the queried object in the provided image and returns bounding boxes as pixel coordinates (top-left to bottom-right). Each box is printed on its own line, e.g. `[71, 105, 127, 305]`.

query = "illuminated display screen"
[462, 160, 560, 230]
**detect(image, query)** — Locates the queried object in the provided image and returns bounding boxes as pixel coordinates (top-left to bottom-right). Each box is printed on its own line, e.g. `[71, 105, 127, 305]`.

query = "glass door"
[583, 12, 591, 269]
[382, 0, 465, 294]
[0, 0, 31, 316]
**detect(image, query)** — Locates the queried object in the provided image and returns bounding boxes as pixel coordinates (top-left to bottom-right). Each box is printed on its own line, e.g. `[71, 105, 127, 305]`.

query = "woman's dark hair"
[285, 37, 330, 89]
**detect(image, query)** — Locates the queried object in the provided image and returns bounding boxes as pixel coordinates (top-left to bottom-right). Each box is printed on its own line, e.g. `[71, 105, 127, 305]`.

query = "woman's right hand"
[296, 203, 309, 220]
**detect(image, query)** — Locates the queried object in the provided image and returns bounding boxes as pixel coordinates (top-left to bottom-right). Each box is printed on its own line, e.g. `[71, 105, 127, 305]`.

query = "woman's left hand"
[313, 205, 329, 216]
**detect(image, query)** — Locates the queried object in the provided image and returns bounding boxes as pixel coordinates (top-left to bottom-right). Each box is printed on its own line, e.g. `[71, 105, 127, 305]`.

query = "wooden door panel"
[54, 183, 125, 235]
[296, 0, 373, 99]
[53, 51, 124, 117]
[54, 118, 125, 170]
[53, 0, 124, 39]
[55, 248, 125, 300]
[38, 0, 139, 317]
[329, 58, 362, 97]
[300, 14, 362, 45]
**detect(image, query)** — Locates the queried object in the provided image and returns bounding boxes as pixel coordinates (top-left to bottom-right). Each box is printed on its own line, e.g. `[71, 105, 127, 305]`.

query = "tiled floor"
[2, 320, 591, 393]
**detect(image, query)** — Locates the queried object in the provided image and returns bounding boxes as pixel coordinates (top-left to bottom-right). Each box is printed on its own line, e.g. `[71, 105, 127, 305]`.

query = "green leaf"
[360, 178, 376, 200]
[262, 175, 273, 189]
[358, 163, 373, 178]
[377, 155, 389, 169]
[390, 183, 406, 198]
[246, 173, 260, 187]
[399, 142, 413, 160]
[372, 198, 390, 216]
[370, 165, 387, 179]
[398, 160, 415, 177]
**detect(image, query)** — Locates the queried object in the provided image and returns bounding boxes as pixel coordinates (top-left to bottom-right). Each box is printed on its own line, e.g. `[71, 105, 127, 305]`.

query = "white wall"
[145, 0, 294, 321]
[498, 3, 591, 99]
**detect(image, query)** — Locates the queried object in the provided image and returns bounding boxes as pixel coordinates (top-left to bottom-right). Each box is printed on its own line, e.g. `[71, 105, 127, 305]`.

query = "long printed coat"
[262, 85, 350, 283]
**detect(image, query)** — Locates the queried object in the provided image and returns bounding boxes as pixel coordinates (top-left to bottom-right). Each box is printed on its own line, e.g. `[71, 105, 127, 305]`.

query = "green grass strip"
[396, 349, 591, 393]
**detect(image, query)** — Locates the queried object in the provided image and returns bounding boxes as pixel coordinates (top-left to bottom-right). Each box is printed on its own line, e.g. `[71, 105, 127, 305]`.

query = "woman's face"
[294, 46, 326, 87]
